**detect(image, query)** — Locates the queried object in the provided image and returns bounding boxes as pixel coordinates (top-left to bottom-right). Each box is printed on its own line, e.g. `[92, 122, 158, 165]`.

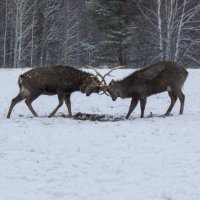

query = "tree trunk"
[118, 43, 125, 65]
[14, 0, 19, 68]
[3, 2, 8, 67]
[157, 0, 163, 61]
[174, 0, 186, 62]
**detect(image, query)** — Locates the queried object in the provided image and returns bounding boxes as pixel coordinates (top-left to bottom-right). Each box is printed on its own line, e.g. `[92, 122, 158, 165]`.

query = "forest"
[0, 0, 200, 68]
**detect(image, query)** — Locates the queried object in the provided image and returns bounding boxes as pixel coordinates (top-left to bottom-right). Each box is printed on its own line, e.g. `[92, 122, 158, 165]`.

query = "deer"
[7, 65, 102, 118]
[100, 61, 188, 119]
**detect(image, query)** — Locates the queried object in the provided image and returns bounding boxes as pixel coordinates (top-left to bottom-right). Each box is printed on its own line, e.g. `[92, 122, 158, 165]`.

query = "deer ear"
[110, 79, 115, 85]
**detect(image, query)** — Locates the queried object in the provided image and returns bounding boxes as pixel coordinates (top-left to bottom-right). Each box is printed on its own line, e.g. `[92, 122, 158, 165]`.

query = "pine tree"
[86, 0, 132, 66]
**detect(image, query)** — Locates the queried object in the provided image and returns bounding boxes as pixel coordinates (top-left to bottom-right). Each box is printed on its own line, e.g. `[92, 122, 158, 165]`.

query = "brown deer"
[101, 61, 188, 119]
[7, 65, 102, 118]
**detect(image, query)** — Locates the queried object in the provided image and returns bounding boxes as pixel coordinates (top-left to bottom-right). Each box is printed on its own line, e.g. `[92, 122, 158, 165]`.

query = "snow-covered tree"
[136, 0, 200, 65]
[86, 0, 133, 66]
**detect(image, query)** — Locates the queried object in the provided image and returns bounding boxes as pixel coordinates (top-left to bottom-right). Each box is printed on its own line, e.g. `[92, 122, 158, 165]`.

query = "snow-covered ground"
[0, 68, 200, 200]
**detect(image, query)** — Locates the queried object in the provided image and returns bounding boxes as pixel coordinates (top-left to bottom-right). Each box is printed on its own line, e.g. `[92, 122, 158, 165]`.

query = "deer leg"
[140, 97, 147, 118]
[164, 91, 177, 116]
[64, 93, 72, 118]
[125, 97, 138, 119]
[25, 93, 41, 117]
[172, 87, 185, 115]
[7, 92, 27, 118]
[177, 90, 185, 115]
[48, 90, 64, 118]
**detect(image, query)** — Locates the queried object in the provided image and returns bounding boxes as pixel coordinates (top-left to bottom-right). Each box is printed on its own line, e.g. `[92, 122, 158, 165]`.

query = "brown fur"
[7, 66, 101, 118]
[107, 61, 188, 119]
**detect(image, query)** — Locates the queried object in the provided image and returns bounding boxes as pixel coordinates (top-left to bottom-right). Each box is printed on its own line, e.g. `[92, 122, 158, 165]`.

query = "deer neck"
[117, 80, 133, 99]
[114, 82, 125, 99]
[78, 72, 92, 90]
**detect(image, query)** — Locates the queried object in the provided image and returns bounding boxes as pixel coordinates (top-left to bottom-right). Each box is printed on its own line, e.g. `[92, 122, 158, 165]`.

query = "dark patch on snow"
[73, 112, 124, 122]
[18, 112, 173, 120]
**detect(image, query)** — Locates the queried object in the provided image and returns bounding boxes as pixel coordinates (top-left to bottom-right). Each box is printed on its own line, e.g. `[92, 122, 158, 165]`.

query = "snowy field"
[0, 68, 200, 200]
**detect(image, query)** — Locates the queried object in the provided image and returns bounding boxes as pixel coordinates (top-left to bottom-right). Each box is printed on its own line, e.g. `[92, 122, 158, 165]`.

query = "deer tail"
[18, 75, 24, 90]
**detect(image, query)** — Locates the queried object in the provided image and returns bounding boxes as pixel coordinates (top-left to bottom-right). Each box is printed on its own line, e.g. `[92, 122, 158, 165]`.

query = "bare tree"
[136, 0, 200, 64]
[0, 0, 14, 67]
[39, 0, 61, 67]
[2, 1, 8, 67]
[9, 0, 38, 68]
[62, 0, 82, 66]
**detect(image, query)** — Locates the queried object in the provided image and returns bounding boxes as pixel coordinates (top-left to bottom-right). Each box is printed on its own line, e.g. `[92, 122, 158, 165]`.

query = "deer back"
[111, 61, 188, 98]
[19, 66, 92, 95]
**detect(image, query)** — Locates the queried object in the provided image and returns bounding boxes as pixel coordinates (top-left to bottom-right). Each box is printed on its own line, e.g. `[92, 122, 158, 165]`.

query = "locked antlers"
[87, 66, 125, 95]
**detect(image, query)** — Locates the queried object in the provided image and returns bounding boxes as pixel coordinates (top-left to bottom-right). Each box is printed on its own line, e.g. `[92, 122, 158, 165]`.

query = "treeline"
[0, 0, 200, 68]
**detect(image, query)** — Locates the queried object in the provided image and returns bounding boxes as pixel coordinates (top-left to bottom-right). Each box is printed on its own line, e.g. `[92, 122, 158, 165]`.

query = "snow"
[0, 68, 200, 200]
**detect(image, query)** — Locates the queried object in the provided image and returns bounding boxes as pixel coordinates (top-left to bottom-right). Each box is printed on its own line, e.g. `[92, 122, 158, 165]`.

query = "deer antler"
[99, 66, 126, 96]
[86, 66, 110, 96]
[87, 65, 125, 85]
[101, 66, 126, 83]
[87, 66, 125, 96]
[98, 90, 110, 96]
[87, 66, 107, 85]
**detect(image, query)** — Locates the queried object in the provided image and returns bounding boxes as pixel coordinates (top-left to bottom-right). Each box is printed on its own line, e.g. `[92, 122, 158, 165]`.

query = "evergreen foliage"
[0, 0, 199, 68]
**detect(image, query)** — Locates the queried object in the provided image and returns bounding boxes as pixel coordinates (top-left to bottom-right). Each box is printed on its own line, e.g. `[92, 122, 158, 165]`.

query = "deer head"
[95, 66, 125, 98]
[80, 76, 102, 96]
[106, 79, 120, 101]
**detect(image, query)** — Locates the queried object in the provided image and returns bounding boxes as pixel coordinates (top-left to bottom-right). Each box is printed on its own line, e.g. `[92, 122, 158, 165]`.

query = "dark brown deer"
[7, 65, 102, 118]
[102, 61, 188, 119]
